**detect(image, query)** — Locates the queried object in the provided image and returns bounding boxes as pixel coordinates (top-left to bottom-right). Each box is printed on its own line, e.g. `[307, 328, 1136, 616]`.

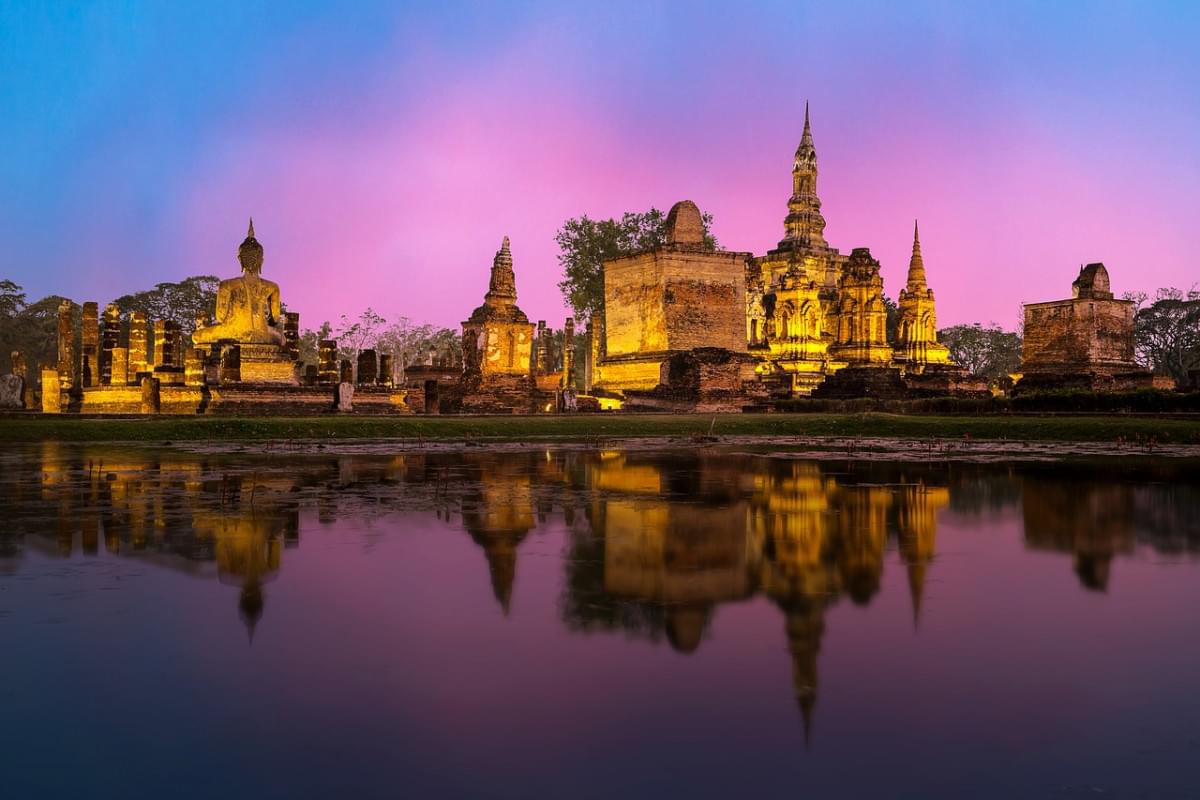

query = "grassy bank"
[2, 412, 1199, 444]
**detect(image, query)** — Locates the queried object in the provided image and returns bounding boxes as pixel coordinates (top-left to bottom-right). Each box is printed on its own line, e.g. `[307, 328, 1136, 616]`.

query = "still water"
[1, 443, 1198, 799]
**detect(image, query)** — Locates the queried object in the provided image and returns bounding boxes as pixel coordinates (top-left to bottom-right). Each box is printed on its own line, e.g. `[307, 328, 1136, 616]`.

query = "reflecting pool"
[2, 444, 1199, 799]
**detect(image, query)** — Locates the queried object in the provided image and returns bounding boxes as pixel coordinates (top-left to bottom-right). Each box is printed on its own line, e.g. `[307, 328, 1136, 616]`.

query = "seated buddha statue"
[193, 219, 285, 347]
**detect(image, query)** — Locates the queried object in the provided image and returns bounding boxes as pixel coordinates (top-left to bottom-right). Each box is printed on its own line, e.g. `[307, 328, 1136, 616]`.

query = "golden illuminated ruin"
[193, 219, 296, 385]
[1018, 263, 1159, 392]
[594, 200, 761, 409]
[460, 237, 542, 412]
[748, 104, 845, 394]
[894, 222, 953, 372]
[36, 221, 407, 415]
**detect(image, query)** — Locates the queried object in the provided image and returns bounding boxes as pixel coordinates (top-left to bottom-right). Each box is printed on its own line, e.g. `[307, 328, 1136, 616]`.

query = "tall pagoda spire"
[486, 235, 517, 303]
[782, 101, 828, 248]
[906, 219, 927, 290]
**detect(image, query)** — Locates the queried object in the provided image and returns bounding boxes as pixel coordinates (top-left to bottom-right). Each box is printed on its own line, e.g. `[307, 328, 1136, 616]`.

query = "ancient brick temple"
[748, 103, 845, 394]
[1018, 263, 1157, 392]
[894, 222, 953, 371]
[460, 237, 545, 412]
[593, 200, 763, 410]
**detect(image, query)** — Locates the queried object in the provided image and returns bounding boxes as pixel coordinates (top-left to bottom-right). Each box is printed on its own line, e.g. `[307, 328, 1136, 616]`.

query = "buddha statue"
[193, 219, 285, 347]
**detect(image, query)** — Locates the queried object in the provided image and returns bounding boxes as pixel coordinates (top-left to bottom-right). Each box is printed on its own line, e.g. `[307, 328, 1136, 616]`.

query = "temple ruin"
[1018, 262, 1159, 392]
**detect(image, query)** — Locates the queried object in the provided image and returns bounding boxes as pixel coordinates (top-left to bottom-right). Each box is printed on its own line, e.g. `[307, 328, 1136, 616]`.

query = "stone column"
[153, 320, 169, 367]
[169, 323, 184, 368]
[318, 340, 338, 385]
[128, 312, 149, 377]
[378, 353, 393, 386]
[11, 351, 26, 380]
[356, 349, 377, 386]
[101, 304, 120, 386]
[184, 348, 205, 387]
[81, 302, 99, 387]
[41, 367, 61, 413]
[303, 364, 318, 385]
[283, 312, 300, 361]
[339, 359, 353, 384]
[56, 300, 75, 391]
[110, 347, 129, 386]
[584, 320, 595, 392]
[140, 376, 160, 414]
[535, 320, 547, 375]
[563, 316, 576, 388]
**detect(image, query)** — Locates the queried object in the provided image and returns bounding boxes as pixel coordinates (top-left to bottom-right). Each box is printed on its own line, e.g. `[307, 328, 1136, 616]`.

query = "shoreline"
[3, 413, 1200, 457]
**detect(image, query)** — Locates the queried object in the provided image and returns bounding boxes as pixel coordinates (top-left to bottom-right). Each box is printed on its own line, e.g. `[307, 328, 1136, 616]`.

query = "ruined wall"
[462, 321, 535, 377]
[1022, 298, 1136, 373]
[603, 250, 748, 358]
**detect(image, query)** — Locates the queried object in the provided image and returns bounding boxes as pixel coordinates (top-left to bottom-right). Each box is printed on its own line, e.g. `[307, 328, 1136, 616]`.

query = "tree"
[882, 294, 900, 343]
[938, 323, 1022, 380]
[1132, 288, 1200, 385]
[0, 280, 26, 319]
[375, 317, 462, 367]
[110, 275, 220, 335]
[556, 208, 717, 322]
[334, 307, 387, 361]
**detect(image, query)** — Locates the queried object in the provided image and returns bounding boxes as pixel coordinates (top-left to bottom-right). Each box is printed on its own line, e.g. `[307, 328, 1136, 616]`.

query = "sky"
[1, 0, 1198, 331]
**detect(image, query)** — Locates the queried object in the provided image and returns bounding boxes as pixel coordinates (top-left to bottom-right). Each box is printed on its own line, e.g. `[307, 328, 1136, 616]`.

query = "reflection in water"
[2, 444, 1199, 741]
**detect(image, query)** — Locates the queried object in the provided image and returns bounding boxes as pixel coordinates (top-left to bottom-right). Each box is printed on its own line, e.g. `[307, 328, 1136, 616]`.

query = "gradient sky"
[1, 1, 1198, 331]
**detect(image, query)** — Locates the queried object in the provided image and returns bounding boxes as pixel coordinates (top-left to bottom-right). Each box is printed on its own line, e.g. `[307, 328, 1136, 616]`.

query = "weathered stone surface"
[110, 347, 128, 386]
[663, 200, 705, 246]
[57, 300, 75, 391]
[10, 351, 26, 380]
[377, 354, 393, 386]
[283, 312, 300, 360]
[81, 302, 99, 387]
[623, 347, 766, 413]
[140, 376, 161, 414]
[101, 303, 120, 385]
[0, 374, 24, 409]
[828, 248, 893, 366]
[219, 342, 242, 383]
[318, 340, 339, 384]
[597, 202, 752, 396]
[895, 222, 954, 372]
[41, 368, 61, 413]
[1019, 263, 1149, 392]
[339, 359, 353, 384]
[128, 311, 149, 377]
[185, 348, 205, 387]
[463, 237, 535, 378]
[337, 382, 354, 412]
[356, 349, 377, 386]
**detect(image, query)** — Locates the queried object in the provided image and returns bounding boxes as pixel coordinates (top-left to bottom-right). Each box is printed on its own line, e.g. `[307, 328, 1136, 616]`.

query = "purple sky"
[2, 2, 1197, 331]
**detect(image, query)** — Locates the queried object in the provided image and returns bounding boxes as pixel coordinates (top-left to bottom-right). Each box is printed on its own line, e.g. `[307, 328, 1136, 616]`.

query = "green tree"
[1131, 288, 1200, 385]
[938, 323, 1022, 380]
[297, 320, 333, 365]
[110, 275, 220, 334]
[556, 208, 717, 322]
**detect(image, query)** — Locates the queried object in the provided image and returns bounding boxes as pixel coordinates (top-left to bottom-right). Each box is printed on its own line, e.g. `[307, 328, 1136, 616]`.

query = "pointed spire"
[798, 100, 814, 154]
[906, 218, 927, 290]
[247, 217, 255, 239]
[486, 235, 517, 302]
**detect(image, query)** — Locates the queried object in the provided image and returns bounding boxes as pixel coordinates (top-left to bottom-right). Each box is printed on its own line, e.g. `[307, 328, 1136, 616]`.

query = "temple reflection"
[1, 444, 1197, 738]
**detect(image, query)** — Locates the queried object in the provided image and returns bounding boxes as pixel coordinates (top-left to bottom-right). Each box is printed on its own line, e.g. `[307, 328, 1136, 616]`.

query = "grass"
[2, 412, 1199, 444]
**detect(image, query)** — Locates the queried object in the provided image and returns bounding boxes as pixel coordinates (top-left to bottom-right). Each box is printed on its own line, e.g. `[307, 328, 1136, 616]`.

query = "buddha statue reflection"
[193, 219, 285, 347]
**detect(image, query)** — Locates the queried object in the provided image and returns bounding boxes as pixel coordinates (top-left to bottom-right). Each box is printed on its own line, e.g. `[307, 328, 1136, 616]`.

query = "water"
[1, 443, 1199, 799]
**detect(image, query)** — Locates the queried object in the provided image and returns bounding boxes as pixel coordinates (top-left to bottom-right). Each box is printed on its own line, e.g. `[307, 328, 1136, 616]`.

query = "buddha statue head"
[238, 218, 265, 275]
